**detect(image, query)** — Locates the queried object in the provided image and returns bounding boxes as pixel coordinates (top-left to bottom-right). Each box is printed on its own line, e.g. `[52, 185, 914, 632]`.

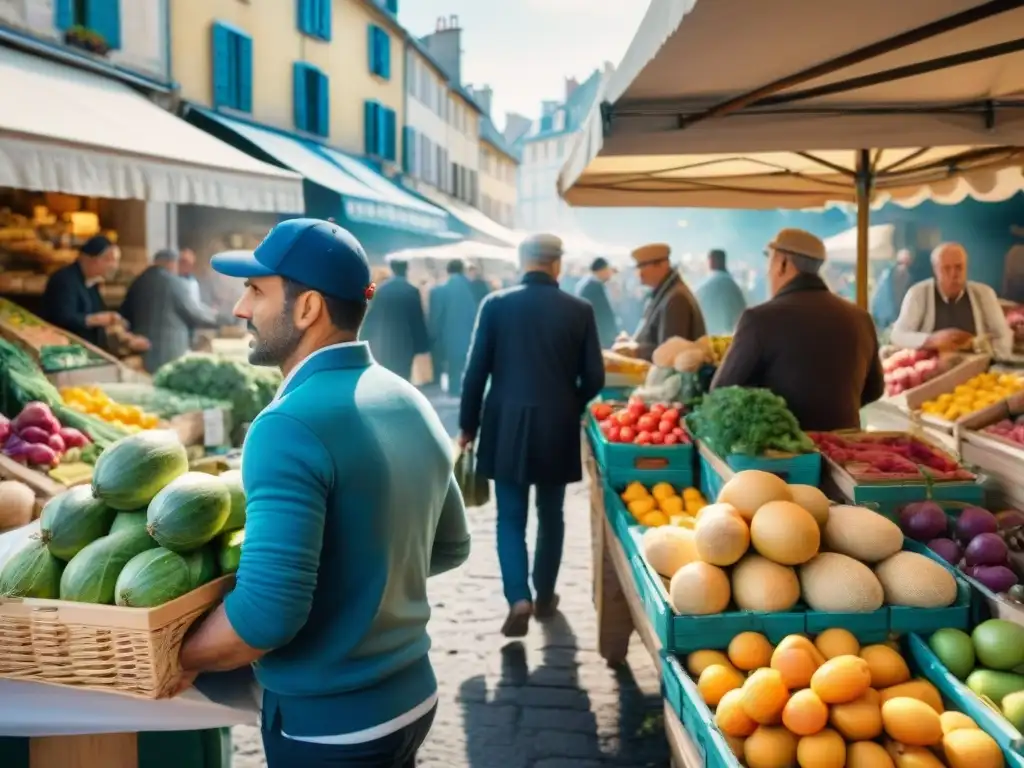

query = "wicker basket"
[0, 575, 233, 699]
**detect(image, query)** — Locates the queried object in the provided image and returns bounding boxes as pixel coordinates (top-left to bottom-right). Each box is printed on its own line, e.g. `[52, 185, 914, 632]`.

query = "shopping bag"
[411, 354, 434, 387]
[454, 446, 490, 508]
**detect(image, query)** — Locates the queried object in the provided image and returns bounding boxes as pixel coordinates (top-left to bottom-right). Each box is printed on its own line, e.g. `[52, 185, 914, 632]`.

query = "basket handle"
[634, 457, 669, 470]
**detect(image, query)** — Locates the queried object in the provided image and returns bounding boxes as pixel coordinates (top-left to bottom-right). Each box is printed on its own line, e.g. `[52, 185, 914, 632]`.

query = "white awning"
[0, 46, 303, 213]
[824, 224, 896, 264]
[413, 186, 522, 246]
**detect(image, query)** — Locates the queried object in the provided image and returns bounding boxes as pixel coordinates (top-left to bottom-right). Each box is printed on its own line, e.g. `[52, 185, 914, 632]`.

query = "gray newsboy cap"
[519, 233, 564, 263]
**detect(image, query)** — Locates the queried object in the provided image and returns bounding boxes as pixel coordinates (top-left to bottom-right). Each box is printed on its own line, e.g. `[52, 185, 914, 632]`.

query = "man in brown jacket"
[711, 228, 884, 431]
[613, 243, 706, 360]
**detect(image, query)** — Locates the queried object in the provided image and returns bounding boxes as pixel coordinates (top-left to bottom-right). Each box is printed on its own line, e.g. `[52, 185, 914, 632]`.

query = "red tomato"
[663, 433, 679, 445]
[628, 394, 645, 407]
[627, 401, 647, 418]
[658, 420, 674, 435]
[619, 426, 636, 443]
[616, 410, 637, 427]
[606, 426, 620, 442]
[661, 408, 680, 424]
[634, 430, 652, 445]
[592, 403, 613, 421]
[636, 414, 658, 432]
[672, 426, 686, 437]
[650, 431, 664, 444]
[648, 402, 666, 416]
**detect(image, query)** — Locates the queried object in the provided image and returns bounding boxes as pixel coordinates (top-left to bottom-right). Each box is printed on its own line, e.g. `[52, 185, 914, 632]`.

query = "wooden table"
[584, 441, 704, 768]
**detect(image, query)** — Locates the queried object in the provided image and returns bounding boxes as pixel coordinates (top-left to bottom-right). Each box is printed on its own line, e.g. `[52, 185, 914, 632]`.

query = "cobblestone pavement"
[231, 388, 670, 767]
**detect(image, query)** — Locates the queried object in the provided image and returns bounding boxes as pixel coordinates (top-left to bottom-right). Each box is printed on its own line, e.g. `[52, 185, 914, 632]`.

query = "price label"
[203, 408, 226, 447]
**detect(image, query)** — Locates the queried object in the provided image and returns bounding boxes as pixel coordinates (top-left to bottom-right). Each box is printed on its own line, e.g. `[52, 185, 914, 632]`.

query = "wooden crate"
[918, 388, 1024, 436]
[961, 430, 1024, 509]
[0, 454, 67, 499]
[0, 576, 233, 699]
[895, 354, 991, 411]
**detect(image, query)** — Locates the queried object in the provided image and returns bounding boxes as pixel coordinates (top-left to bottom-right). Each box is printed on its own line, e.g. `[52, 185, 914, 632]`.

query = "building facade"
[514, 67, 607, 233]
[473, 87, 518, 230]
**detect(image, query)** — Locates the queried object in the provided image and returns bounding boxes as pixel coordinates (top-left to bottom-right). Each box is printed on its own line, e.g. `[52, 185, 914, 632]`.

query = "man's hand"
[166, 668, 199, 698]
[924, 328, 974, 352]
[127, 333, 151, 352]
[85, 311, 120, 328]
[457, 432, 475, 450]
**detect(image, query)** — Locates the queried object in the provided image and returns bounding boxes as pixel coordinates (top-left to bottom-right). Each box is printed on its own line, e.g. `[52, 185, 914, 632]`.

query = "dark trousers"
[261, 705, 436, 767]
[493, 481, 567, 606]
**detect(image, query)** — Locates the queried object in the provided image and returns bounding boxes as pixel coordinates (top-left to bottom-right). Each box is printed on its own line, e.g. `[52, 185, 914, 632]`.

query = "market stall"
[583, 338, 1024, 768]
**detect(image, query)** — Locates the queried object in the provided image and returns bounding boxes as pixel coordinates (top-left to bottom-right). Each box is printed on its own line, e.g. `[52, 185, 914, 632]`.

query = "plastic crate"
[909, 633, 1024, 768]
[835, 481, 985, 519]
[586, 418, 696, 488]
[662, 652, 741, 768]
[697, 441, 821, 501]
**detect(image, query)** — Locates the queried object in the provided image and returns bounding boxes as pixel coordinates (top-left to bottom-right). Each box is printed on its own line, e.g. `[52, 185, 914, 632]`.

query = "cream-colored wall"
[446, 94, 479, 172]
[171, 0, 404, 160]
[480, 143, 517, 227]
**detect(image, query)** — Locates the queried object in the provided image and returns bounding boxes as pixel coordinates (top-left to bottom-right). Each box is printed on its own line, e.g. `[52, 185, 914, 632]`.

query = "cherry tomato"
[650, 431, 665, 444]
[661, 408, 680, 424]
[663, 433, 679, 445]
[606, 426, 620, 442]
[634, 430, 652, 445]
[616, 410, 637, 427]
[658, 420, 674, 435]
[636, 414, 657, 432]
[619, 426, 636, 443]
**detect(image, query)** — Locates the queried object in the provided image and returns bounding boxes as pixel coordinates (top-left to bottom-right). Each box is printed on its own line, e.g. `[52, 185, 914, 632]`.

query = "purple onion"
[901, 501, 948, 541]
[927, 537, 963, 565]
[964, 532, 1009, 567]
[965, 564, 1019, 593]
[955, 506, 999, 543]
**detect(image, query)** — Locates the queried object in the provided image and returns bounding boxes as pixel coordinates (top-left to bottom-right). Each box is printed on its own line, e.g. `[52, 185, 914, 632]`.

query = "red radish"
[25, 443, 58, 467]
[12, 402, 60, 435]
[47, 433, 66, 454]
[18, 426, 51, 445]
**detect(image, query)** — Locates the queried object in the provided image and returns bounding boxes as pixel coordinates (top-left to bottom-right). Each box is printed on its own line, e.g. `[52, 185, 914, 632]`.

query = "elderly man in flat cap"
[458, 233, 605, 637]
[613, 243, 706, 360]
[712, 228, 884, 431]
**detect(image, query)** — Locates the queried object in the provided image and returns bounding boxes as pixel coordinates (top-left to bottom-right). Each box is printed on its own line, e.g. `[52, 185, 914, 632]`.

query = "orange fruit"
[776, 634, 827, 667]
[745, 726, 798, 768]
[797, 728, 846, 768]
[698, 664, 745, 707]
[810, 655, 872, 704]
[716, 688, 758, 737]
[782, 688, 829, 736]
[772, 646, 818, 690]
[815, 628, 860, 660]
[729, 632, 774, 671]
[741, 668, 790, 725]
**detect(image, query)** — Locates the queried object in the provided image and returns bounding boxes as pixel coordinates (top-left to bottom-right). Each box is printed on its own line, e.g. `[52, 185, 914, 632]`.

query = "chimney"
[470, 85, 493, 116]
[565, 77, 580, 101]
[420, 14, 463, 84]
[541, 100, 559, 118]
[504, 112, 531, 144]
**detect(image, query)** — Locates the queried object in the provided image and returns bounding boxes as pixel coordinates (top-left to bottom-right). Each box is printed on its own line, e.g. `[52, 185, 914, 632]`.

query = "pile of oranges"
[60, 386, 160, 432]
[620, 481, 706, 527]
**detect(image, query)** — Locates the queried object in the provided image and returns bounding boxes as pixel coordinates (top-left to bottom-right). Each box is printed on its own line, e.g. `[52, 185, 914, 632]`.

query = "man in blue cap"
[458, 233, 605, 637]
[176, 218, 471, 767]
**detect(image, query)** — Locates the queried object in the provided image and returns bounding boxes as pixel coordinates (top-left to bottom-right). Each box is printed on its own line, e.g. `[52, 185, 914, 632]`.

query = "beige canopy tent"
[559, 0, 1024, 306]
[825, 224, 896, 265]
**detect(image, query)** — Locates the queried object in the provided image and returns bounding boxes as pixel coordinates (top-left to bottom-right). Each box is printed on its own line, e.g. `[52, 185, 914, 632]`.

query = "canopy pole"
[855, 149, 873, 309]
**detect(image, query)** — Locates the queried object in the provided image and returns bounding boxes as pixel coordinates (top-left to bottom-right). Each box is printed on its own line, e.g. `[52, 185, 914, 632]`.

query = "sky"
[398, 1, 648, 127]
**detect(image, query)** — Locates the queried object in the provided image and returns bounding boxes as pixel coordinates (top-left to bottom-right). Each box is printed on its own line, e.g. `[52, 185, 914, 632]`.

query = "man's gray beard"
[248, 314, 303, 367]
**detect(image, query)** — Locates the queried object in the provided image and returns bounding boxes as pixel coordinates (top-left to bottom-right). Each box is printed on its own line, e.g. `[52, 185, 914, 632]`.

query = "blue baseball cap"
[210, 218, 372, 302]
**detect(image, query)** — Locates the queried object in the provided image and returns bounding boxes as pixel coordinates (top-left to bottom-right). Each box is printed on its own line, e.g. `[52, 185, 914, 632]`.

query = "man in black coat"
[458, 234, 605, 637]
[360, 259, 430, 381]
[574, 257, 619, 348]
[41, 235, 123, 350]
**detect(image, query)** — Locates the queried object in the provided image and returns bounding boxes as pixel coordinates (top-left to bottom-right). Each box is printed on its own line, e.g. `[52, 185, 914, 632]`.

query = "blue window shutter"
[374, 104, 387, 157]
[87, 0, 122, 49]
[386, 0, 399, 14]
[367, 26, 377, 75]
[364, 101, 377, 156]
[317, 0, 332, 40]
[54, 0, 73, 29]
[237, 34, 253, 112]
[316, 72, 329, 137]
[211, 23, 233, 109]
[296, 0, 310, 34]
[383, 109, 397, 162]
[293, 63, 309, 131]
[381, 33, 391, 80]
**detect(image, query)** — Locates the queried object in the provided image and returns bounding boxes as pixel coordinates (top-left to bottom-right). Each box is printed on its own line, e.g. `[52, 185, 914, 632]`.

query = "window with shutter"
[298, 0, 331, 41]
[402, 126, 415, 174]
[364, 101, 379, 157]
[368, 26, 390, 79]
[385, 0, 399, 14]
[294, 63, 329, 137]
[211, 23, 254, 113]
[84, 0, 120, 49]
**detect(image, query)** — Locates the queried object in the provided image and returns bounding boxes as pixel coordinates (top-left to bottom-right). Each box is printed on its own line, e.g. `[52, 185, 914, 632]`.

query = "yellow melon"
[717, 688, 759, 738]
[669, 561, 731, 615]
[810, 655, 872, 704]
[741, 668, 790, 725]
[687, 649, 733, 677]
[799, 553, 885, 613]
[815, 628, 860, 659]
[641, 525, 699, 578]
[847, 741, 895, 768]
[823, 505, 904, 563]
[729, 632, 775, 671]
[797, 728, 845, 768]
[939, 711, 979, 735]
[750, 501, 821, 565]
[718, 470, 793, 522]
[698, 664, 746, 707]
[829, 690, 883, 740]
[782, 689, 829, 736]
[860, 644, 911, 689]
[698, 502, 743, 522]
[731, 554, 801, 612]
[942, 727, 1005, 768]
[745, 726, 798, 768]
[881, 697, 943, 746]
[695, 509, 750, 566]
[874, 552, 959, 608]
[879, 679, 944, 713]
[788, 485, 831, 528]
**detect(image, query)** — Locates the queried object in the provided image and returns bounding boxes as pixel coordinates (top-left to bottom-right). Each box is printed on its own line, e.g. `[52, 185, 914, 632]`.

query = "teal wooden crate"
[587, 418, 695, 487]
[697, 442, 821, 502]
[909, 633, 1024, 768]
[624, 527, 805, 653]
[835, 479, 984, 519]
[803, 607, 891, 644]
[662, 652, 741, 768]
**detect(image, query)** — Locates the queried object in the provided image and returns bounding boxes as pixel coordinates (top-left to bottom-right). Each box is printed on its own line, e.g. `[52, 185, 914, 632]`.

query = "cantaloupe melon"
[717, 471, 792, 522]
[823, 505, 904, 563]
[874, 552, 959, 608]
[750, 501, 820, 565]
[732, 554, 801, 612]
[695, 509, 750, 566]
[799, 553, 885, 613]
[641, 525, 698, 578]
[789, 485, 831, 527]
[669, 561, 730, 615]
[698, 502, 742, 522]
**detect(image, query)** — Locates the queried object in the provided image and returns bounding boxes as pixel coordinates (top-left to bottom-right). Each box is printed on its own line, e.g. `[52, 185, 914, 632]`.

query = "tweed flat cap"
[519, 234, 564, 262]
[631, 243, 671, 265]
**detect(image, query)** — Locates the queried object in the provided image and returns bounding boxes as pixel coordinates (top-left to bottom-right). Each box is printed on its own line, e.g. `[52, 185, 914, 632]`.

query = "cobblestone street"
[230, 389, 670, 767]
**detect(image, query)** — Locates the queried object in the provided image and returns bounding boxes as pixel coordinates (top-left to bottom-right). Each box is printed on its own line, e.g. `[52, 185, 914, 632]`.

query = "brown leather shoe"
[535, 594, 560, 620]
[501, 600, 533, 638]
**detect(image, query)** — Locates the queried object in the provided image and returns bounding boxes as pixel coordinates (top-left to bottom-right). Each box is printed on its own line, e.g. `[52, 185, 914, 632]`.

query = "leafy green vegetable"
[686, 386, 815, 456]
[99, 383, 231, 420]
[153, 354, 280, 425]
